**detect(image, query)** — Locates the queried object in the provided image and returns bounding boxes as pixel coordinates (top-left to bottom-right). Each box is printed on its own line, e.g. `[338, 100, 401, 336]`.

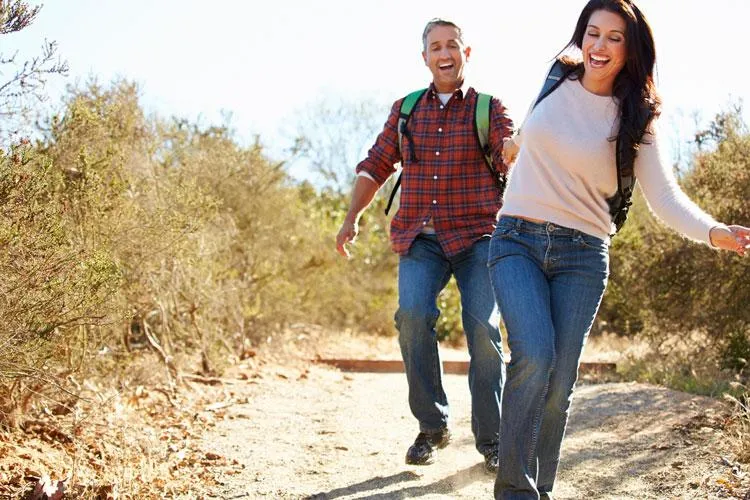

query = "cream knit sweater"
[502, 77, 719, 244]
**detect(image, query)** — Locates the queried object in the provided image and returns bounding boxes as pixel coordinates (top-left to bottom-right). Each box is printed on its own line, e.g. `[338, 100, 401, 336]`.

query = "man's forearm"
[345, 175, 380, 222]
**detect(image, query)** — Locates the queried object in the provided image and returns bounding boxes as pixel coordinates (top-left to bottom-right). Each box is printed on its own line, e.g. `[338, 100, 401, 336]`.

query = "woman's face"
[581, 9, 628, 95]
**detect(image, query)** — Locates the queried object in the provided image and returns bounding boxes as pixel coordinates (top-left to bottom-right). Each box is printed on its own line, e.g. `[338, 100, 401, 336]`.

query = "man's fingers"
[336, 228, 354, 258]
[336, 234, 348, 256]
[336, 242, 350, 258]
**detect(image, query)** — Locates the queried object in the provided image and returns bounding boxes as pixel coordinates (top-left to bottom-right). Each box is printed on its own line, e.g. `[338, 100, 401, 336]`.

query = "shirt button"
[435, 151, 440, 156]
[422, 221, 427, 225]
[432, 200, 437, 204]
[433, 175, 438, 180]
[438, 127, 443, 132]
[439, 105, 444, 110]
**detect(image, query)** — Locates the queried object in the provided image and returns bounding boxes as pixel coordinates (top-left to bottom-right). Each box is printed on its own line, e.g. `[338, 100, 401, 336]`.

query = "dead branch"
[151, 387, 181, 410]
[142, 318, 178, 382]
[181, 373, 237, 386]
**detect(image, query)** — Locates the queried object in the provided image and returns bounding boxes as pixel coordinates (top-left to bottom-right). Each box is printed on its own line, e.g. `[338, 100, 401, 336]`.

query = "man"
[335, 18, 512, 473]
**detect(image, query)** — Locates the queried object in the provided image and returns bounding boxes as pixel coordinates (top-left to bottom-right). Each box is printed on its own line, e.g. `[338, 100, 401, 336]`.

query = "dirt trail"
[200, 356, 744, 500]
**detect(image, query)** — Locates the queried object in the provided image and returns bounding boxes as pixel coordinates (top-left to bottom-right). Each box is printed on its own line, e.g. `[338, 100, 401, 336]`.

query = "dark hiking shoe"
[405, 429, 451, 465]
[483, 447, 499, 474]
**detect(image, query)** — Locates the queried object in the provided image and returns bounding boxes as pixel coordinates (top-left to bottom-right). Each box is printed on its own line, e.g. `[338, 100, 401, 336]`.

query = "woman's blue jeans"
[396, 234, 505, 455]
[488, 217, 609, 499]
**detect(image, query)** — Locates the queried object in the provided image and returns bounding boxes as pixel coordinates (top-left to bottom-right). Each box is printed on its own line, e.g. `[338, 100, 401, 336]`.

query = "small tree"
[286, 95, 386, 192]
[0, 0, 68, 141]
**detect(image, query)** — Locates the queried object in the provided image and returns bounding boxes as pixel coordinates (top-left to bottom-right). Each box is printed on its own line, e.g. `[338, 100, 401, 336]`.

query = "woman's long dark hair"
[561, 0, 661, 175]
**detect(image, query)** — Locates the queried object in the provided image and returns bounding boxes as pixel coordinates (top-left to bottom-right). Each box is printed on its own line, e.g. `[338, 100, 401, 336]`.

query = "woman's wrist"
[709, 225, 723, 248]
[709, 224, 730, 248]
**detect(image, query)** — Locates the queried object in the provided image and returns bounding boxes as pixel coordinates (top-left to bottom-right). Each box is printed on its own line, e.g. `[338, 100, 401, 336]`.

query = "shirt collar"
[428, 82, 471, 100]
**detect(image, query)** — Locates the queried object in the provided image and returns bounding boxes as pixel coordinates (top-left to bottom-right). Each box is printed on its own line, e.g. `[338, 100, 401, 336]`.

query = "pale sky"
[6, 0, 750, 178]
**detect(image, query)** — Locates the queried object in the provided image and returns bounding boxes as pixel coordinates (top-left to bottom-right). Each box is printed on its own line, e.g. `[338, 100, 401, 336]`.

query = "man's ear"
[464, 46, 472, 61]
[422, 50, 427, 66]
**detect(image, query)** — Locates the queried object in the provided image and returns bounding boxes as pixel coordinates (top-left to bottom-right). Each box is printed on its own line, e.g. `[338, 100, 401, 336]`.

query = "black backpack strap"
[608, 134, 638, 232]
[384, 175, 402, 216]
[515, 60, 574, 138]
[534, 59, 570, 109]
[607, 111, 651, 234]
[385, 89, 427, 215]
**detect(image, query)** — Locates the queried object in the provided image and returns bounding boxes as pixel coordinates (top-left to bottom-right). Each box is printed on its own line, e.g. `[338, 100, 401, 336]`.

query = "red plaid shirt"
[356, 84, 514, 257]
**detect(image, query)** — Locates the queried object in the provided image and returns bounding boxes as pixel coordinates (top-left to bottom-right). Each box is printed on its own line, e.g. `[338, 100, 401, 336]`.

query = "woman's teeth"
[590, 54, 609, 67]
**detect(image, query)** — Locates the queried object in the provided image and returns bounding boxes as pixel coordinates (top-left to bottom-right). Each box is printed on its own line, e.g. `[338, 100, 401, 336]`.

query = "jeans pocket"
[574, 232, 607, 251]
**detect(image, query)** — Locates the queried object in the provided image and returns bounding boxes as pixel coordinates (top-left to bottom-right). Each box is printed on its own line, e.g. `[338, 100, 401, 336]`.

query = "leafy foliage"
[599, 106, 750, 374]
[0, 80, 407, 425]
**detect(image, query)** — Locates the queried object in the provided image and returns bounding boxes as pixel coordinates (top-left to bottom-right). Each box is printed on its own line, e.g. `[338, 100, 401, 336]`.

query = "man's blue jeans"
[396, 234, 505, 455]
[488, 217, 609, 499]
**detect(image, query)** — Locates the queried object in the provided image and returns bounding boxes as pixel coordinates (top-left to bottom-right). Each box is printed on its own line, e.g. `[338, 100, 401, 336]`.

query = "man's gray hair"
[422, 18, 464, 49]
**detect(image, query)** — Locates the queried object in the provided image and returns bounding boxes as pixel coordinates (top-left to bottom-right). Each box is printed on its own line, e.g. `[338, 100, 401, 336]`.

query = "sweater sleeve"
[634, 123, 720, 246]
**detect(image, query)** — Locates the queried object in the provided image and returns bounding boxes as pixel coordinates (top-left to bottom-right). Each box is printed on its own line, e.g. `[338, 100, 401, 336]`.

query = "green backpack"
[384, 90, 504, 215]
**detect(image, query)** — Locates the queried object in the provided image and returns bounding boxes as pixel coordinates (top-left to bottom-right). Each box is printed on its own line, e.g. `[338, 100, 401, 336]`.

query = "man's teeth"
[439, 64, 453, 69]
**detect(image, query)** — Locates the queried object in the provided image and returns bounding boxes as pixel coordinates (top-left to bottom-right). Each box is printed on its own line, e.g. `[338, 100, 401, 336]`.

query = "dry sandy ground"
[196, 330, 749, 500]
[2, 328, 747, 499]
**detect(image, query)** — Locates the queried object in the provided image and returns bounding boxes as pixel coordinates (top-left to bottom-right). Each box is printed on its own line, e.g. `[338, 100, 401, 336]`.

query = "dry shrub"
[723, 390, 750, 463]
[0, 142, 120, 428]
[0, 76, 404, 426]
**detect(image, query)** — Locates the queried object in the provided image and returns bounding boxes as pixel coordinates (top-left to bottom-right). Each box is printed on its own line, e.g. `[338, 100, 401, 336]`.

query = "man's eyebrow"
[430, 39, 459, 46]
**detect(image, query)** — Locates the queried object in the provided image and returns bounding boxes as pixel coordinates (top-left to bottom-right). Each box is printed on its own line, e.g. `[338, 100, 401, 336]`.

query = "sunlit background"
[7, 0, 750, 180]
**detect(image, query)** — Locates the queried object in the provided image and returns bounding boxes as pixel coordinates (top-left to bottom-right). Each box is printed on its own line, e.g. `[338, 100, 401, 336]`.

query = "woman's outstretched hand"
[710, 225, 750, 256]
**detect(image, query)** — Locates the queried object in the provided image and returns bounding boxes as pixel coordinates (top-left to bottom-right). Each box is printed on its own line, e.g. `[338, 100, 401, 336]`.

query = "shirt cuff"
[357, 171, 376, 183]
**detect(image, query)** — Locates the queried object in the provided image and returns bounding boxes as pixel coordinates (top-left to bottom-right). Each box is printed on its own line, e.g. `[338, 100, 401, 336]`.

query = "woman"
[490, 1, 750, 498]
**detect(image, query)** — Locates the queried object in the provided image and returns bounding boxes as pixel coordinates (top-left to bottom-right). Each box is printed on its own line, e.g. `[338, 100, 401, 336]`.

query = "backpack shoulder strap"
[609, 135, 638, 233]
[475, 92, 492, 165]
[533, 59, 569, 109]
[399, 89, 426, 116]
[386, 89, 426, 215]
[516, 59, 572, 137]
[397, 89, 427, 160]
[609, 111, 652, 233]
[473, 92, 506, 193]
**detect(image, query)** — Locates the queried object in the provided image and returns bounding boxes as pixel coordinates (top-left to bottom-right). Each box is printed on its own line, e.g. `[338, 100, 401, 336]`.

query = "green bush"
[599, 106, 750, 374]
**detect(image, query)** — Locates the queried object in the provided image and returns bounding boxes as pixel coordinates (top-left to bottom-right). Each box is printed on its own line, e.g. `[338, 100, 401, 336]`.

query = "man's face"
[422, 25, 470, 93]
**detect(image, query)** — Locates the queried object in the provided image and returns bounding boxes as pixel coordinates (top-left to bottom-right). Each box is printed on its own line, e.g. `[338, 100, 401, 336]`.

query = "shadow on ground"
[306, 464, 488, 499]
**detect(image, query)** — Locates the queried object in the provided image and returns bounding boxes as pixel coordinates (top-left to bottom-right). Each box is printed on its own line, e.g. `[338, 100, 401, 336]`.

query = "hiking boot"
[405, 428, 451, 465]
[483, 447, 499, 474]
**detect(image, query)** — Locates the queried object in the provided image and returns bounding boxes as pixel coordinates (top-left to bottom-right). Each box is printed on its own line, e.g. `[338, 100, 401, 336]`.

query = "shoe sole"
[405, 442, 446, 465]
[405, 431, 450, 465]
